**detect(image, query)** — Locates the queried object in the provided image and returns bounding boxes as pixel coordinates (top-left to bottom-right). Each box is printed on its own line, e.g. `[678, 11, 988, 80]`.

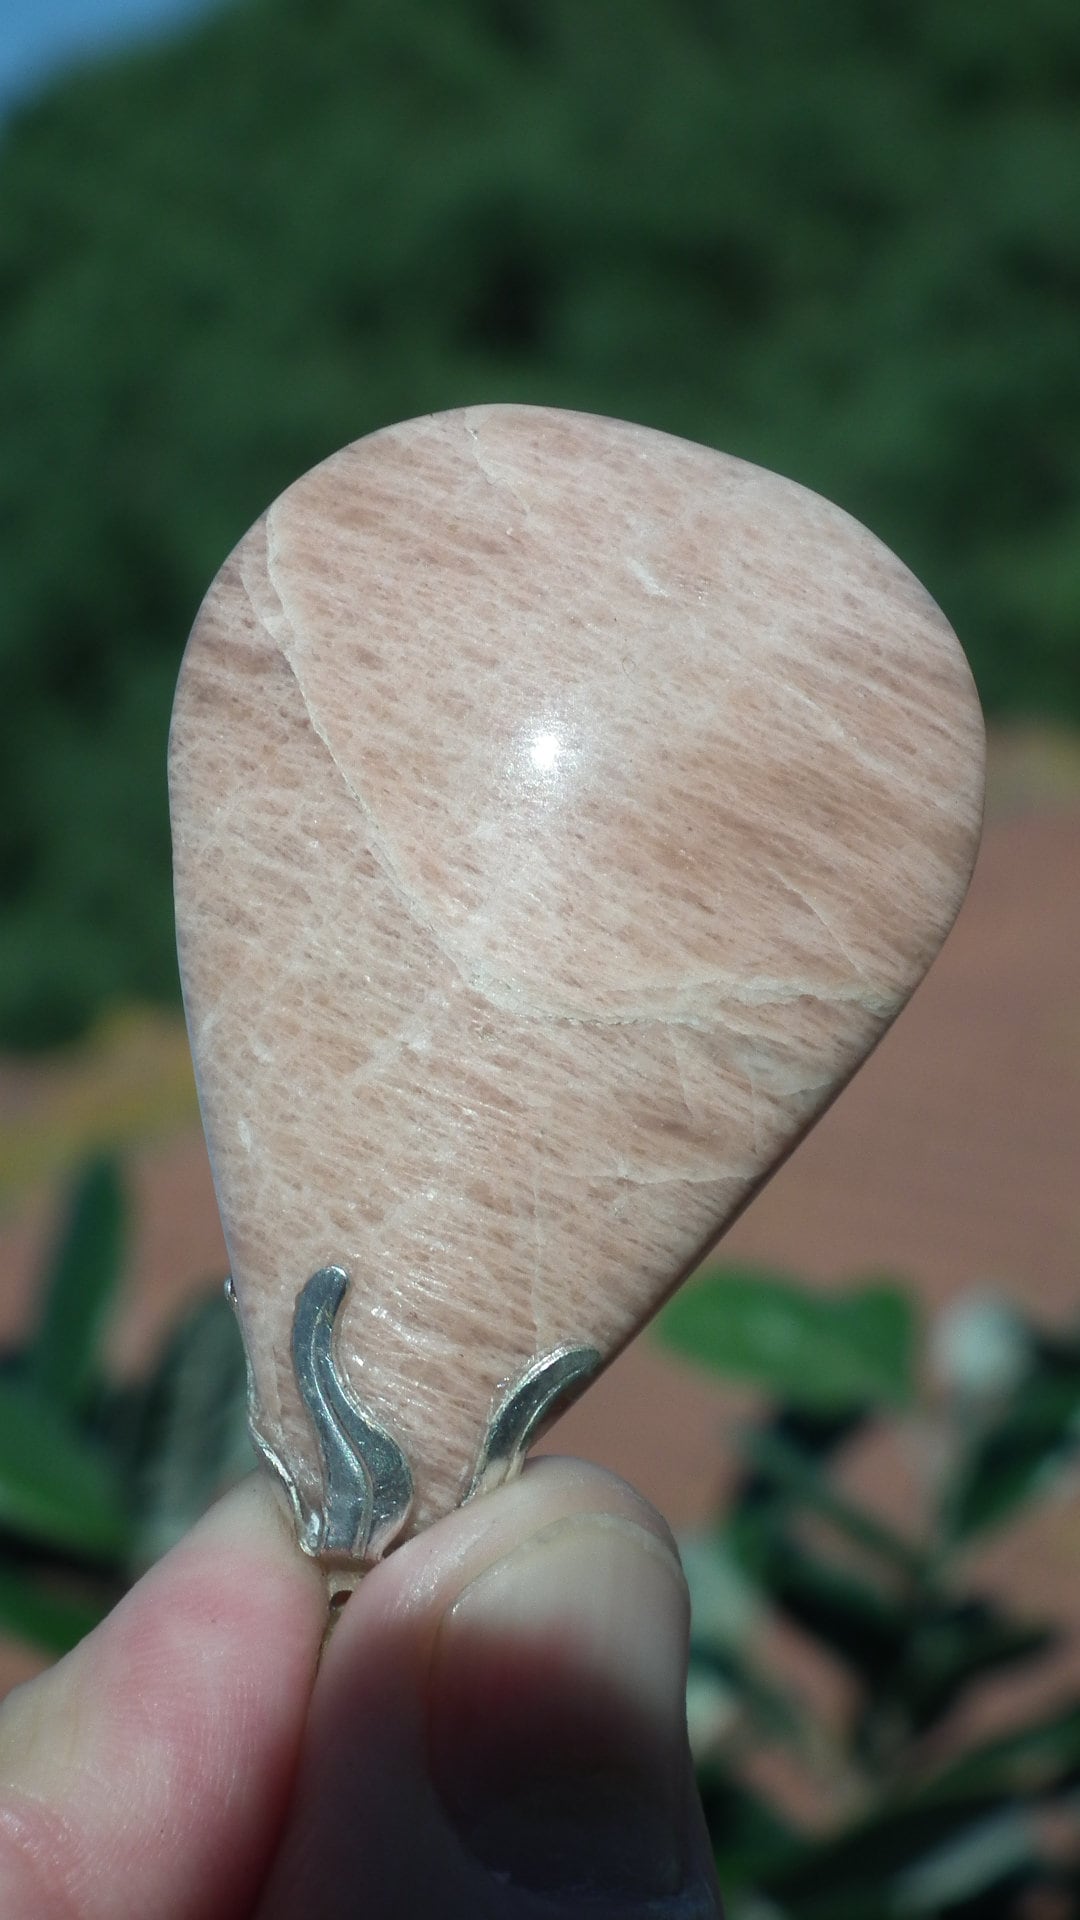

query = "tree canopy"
[2, 0, 1078, 1044]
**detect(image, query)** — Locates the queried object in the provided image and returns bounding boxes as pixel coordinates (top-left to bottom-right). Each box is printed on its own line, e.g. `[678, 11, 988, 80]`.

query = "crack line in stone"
[462, 414, 533, 516]
[253, 515, 895, 1031]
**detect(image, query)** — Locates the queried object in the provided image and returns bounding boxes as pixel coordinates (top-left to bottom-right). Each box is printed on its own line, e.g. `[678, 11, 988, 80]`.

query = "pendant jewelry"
[170, 404, 984, 1582]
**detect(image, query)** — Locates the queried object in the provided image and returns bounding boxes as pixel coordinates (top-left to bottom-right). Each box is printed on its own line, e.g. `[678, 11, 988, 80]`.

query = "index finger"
[0, 1476, 326, 1920]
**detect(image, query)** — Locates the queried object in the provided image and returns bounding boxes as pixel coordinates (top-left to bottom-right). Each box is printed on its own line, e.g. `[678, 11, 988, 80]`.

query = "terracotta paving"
[1, 734, 1078, 1743]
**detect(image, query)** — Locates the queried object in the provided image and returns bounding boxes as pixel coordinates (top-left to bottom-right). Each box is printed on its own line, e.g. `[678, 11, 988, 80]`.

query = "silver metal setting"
[226, 1267, 413, 1568]
[228, 1273, 601, 1567]
[226, 1271, 310, 1547]
[291, 1266, 414, 1564]
[466, 1343, 602, 1500]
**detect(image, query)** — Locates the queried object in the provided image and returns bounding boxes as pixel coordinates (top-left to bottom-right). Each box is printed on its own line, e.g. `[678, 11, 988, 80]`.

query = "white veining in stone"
[169, 404, 985, 1550]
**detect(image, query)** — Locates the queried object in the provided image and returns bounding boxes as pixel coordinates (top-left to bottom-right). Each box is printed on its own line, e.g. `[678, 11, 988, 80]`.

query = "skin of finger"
[255, 1456, 721, 1920]
[0, 1476, 327, 1920]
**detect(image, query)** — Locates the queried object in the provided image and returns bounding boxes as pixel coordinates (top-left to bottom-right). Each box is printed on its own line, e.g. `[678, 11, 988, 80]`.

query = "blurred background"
[1, 0, 1079, 1911]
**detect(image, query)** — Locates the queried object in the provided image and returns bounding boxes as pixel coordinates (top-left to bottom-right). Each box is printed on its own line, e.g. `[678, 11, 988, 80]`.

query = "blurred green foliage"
[661, 1271, 1080, 1918]
[0, 1158, 252, 1655]
[2, 0, 1079, 1044]
[6, 1160, 1080, 1916]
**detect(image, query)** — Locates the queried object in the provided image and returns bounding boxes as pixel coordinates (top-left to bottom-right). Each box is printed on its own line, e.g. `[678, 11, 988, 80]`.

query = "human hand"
[0, 1457, 721, 1917]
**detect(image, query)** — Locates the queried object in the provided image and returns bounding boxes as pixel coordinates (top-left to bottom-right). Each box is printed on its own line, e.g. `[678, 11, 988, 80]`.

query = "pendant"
[169, 405, 984, 1581]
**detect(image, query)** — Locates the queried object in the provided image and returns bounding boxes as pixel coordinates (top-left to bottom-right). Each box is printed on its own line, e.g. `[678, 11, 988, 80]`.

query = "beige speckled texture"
[169, 404, 984, 1557]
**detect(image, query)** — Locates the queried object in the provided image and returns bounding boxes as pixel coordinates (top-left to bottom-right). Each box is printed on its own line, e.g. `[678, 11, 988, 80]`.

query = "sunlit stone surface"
[169, 405, 984, 1553]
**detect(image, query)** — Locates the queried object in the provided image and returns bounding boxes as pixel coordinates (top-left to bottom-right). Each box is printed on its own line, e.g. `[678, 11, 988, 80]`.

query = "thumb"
[257, 1456, 721, 1919]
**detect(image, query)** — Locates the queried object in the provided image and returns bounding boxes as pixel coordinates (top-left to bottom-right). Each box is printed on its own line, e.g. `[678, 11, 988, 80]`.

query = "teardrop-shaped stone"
[169, 404, 983, 1569]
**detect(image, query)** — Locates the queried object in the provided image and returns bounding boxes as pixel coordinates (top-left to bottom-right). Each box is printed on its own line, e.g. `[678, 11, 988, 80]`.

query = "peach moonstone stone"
[169, 404, 984, 1567]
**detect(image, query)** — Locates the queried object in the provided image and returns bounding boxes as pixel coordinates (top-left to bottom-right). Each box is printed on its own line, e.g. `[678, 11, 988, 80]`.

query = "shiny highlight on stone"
[170, 404, 985, 1561]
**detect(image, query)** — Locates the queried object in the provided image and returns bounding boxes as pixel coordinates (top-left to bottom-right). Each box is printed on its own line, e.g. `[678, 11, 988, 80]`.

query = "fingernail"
[429, 1512, 699, 1904]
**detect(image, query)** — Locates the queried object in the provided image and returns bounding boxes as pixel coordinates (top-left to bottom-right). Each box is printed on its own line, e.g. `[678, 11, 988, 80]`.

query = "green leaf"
[133, 1289, 253, 1568]
[888, 1806, 1036, 1915]
[29, 1156, 125, 1414]
[691, 1640, 809, 1745]
[916, 1704, 1080, 1803]
[893, 1602, 1054, 1741]
[697, 1767, 802, 1892]
[0, 1379, 130, 1561]
[657, 1268, 917, 1409]
[741, 1531, 907, 1684]
[680, 1531, 762, 1653]
[727, 1487, 1050, 1750]
[763, 1800, 1036, 1919]
[947, 1339, 1080, 1541]
[735, 1425, 927, 1575]
[0, 1560, 111, 1657]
